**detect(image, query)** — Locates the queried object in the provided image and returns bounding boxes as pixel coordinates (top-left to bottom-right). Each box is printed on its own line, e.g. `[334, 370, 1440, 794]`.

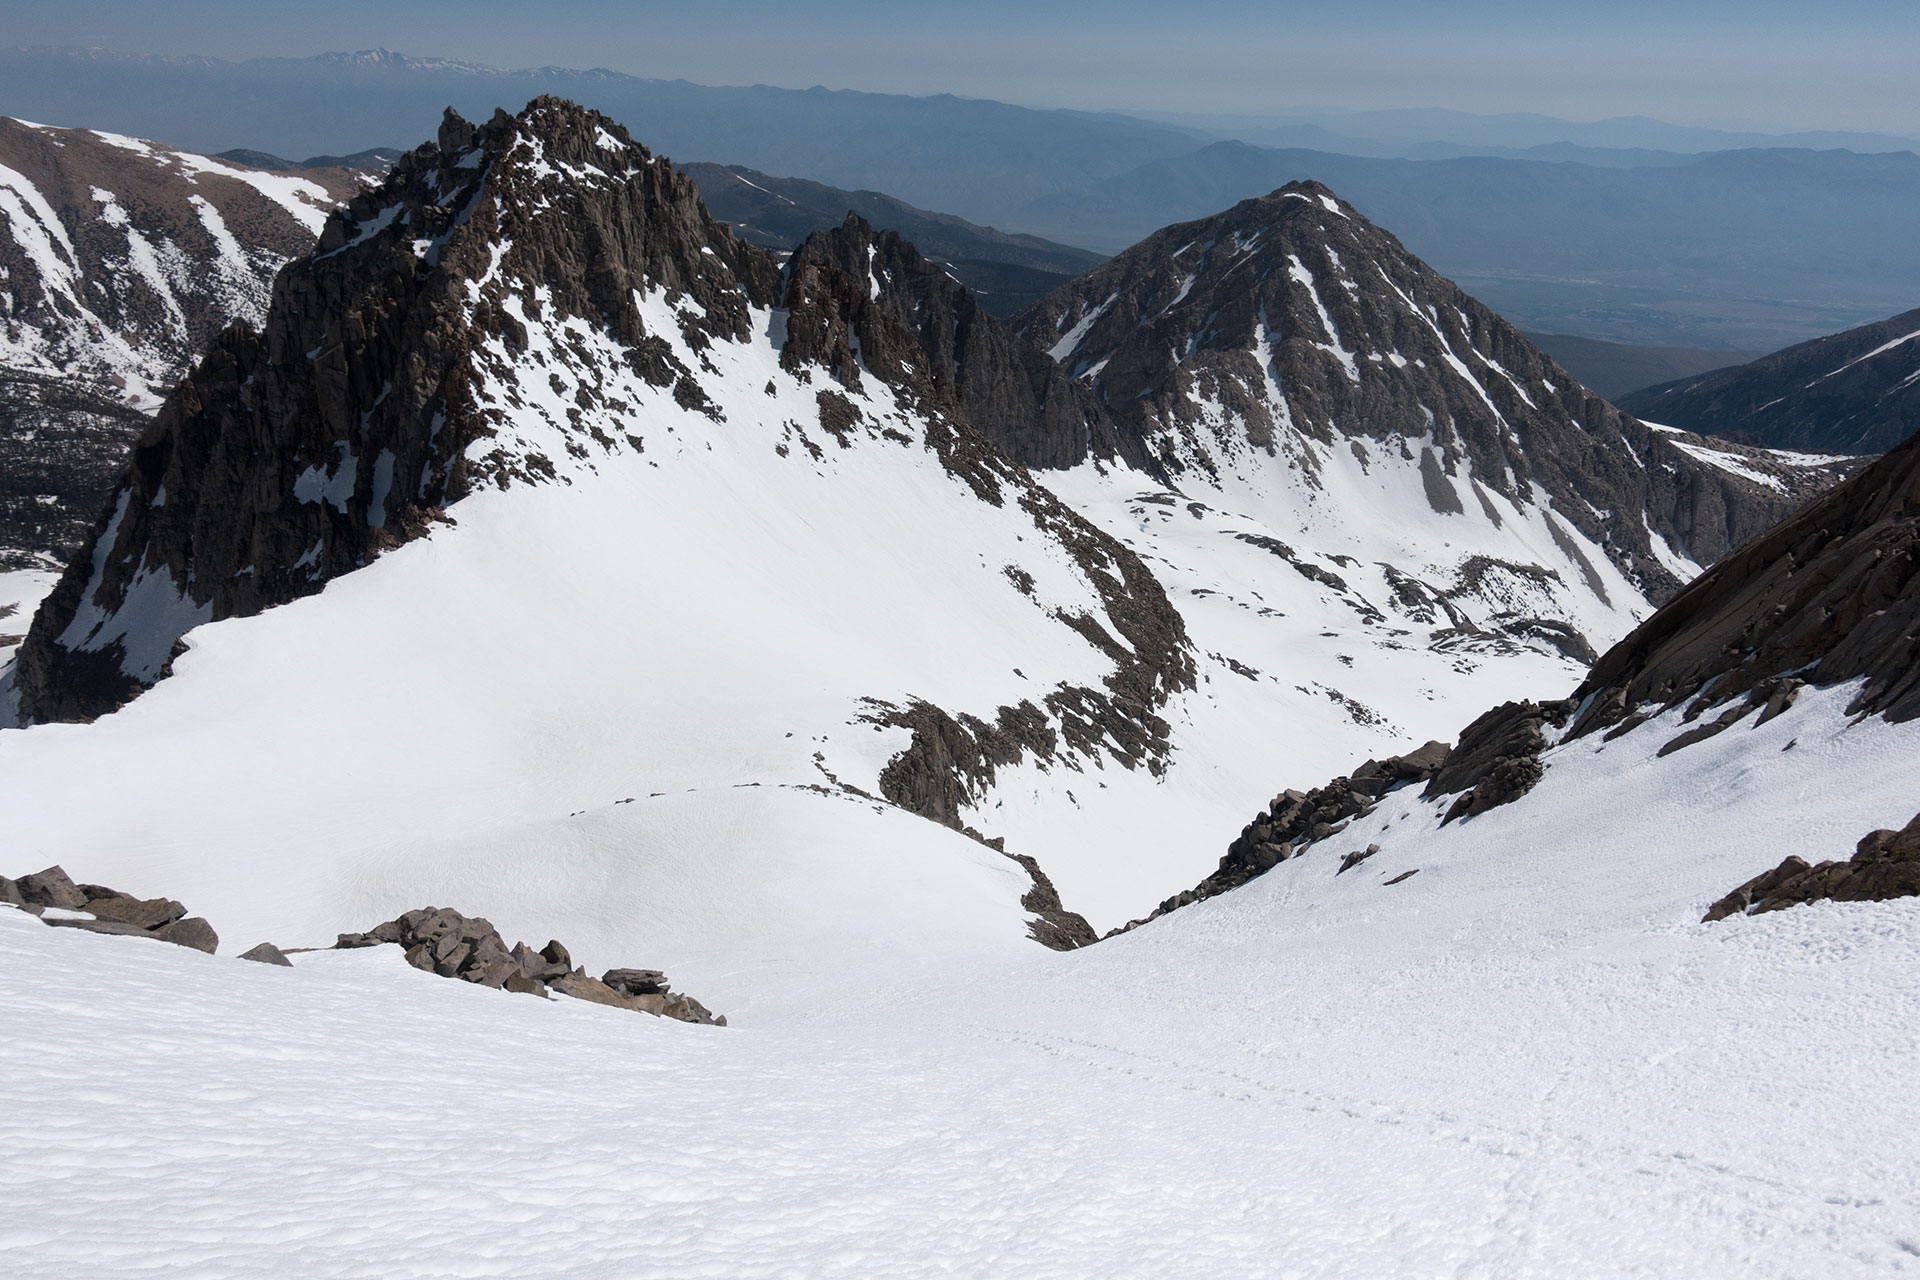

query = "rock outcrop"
[1109, 739, 1452, 934]
[3, 864, 219, 952]
[335, 906, 725, 1025]
[782, 213, 1153, 473]
[1567, 421, 1920, 739]
[1704, 811, 1920, 921]
[1422, 698, 1577, 824]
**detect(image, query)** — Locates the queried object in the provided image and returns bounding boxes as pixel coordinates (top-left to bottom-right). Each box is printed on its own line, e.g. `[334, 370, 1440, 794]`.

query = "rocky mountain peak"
[1014, 179, 1851, 605]
[8, 97, 782, 722]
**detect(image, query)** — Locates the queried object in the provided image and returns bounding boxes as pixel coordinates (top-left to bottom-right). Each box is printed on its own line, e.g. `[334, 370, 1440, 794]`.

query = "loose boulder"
[17, 866, 88, 911]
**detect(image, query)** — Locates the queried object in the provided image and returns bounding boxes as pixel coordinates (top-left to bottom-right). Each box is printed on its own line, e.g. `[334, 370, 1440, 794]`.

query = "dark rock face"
[1423, 699, 1576, 824]
[1013, 181, 1850, 602]
[1704, 811, 1920, 921]
[782, 213, 1153, 473]
[0, 373, 150, 571]
[12, 98, 781, 723]
[1567, 423, 1920, 740]
[336, 906, 725, 1025]
[8, 864, 218, 952]
[1109, 740, 1452, 934]
[1620, 307, 1920, 454]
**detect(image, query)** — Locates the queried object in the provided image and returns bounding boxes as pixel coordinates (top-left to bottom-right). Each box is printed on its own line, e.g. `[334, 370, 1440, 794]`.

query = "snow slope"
[5, 681, 1916, 1277]
[976, 450, 1610, 924]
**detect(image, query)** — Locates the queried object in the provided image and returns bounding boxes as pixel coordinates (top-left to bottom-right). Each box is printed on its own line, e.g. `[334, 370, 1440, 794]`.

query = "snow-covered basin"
[5, 683, 1918, 1277]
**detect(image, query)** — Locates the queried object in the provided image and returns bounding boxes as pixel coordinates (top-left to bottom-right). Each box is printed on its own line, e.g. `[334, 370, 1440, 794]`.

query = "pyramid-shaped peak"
[1012, 173, 1837, 608]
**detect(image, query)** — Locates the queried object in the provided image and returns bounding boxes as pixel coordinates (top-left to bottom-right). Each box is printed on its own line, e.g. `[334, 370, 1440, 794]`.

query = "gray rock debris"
[336, 907, 724, 1026]
[7, 865, 219, 953]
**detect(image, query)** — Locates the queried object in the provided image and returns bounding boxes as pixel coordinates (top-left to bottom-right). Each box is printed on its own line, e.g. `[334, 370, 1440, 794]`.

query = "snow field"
[4, 683, 1917, 1277]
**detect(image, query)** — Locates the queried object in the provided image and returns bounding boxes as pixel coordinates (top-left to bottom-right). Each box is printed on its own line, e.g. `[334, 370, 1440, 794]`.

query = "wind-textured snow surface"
[4, 683, 1917, 1277]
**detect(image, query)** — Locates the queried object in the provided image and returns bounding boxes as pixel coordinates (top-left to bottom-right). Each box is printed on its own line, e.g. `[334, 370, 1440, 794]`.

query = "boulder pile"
[2, 865, 219, 953]
[335, 907, 725, 1025]
[1703, 810, 1920, 922]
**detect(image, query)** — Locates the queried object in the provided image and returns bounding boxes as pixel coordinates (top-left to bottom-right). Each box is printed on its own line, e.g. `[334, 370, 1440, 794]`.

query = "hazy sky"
[9, 0, 1920, 134]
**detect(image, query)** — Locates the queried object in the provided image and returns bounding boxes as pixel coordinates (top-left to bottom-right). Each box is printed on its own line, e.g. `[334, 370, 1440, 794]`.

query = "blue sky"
[8, 0, 1919, 132]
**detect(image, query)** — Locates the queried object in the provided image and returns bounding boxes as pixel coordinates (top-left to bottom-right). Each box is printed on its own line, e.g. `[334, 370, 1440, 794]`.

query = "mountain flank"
[1131, 382, 1920, 932]
[0, 116, 366, 569]
[1619, 306, 1920, 454]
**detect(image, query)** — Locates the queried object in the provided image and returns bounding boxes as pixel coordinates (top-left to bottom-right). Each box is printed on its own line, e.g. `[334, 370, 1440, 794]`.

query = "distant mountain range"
[1621, 307, 1920, 454]
[1139, 106, 1920, 159]
[214, 146, 402, 173]
[1, 47, 1915, 351]
[682, 164, 1102, 316]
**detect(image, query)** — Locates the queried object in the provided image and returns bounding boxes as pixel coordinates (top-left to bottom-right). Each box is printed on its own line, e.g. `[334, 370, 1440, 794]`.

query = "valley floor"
[6, 685, 1918, 1278]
